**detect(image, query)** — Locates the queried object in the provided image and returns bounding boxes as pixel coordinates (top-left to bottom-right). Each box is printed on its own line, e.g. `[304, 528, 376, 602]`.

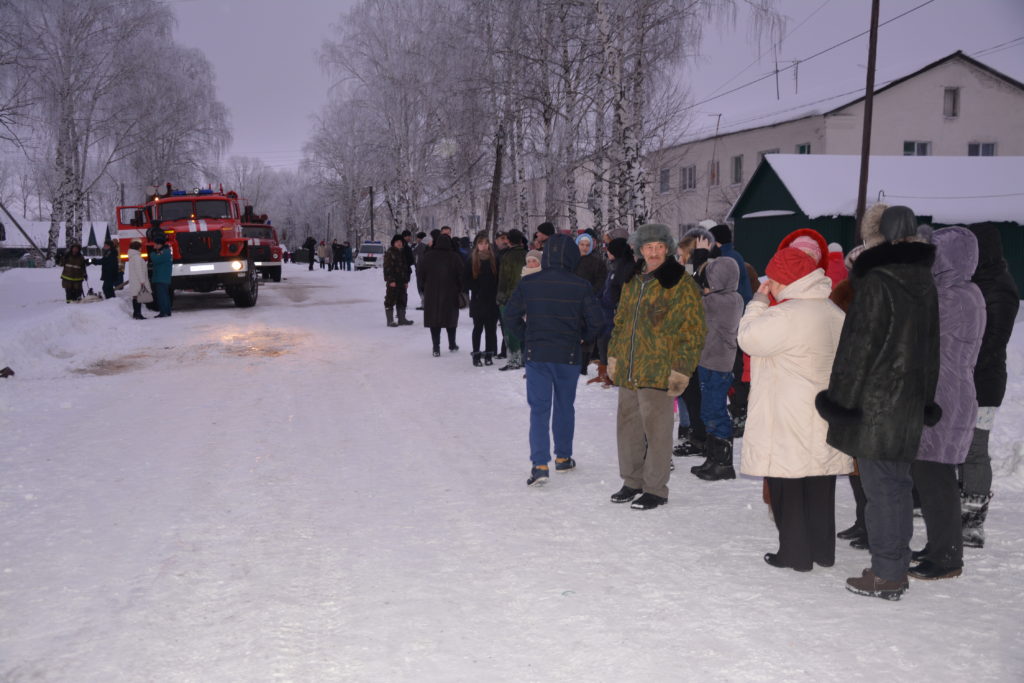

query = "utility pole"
[855, 0, 881, 243]
[704, 114, 722, 218]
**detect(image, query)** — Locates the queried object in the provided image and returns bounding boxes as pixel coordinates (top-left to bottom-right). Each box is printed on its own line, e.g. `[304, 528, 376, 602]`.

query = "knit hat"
[789, 235, 822, 263]
[766, 247, 817, 285]
[537, 222, 555, 237]
[507, 228, 524, 245]
[525, 249, 542, 264]
[628, 223, 676, 254]
[879, 205, 918, 243]
[710, 224, 732, 245]
[607, 237, 632, 259]
[391, 234, 404, 247]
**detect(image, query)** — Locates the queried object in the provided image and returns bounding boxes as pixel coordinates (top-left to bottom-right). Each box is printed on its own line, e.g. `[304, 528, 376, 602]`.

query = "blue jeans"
[153, 282, 171, 316]
[525, 361, 580, 467]
[698, 366, 733, 440]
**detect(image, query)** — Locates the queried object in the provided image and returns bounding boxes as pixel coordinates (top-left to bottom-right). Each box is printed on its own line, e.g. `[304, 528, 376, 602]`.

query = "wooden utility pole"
[368, 186, 375, 241]
[854, 0, 881, 242]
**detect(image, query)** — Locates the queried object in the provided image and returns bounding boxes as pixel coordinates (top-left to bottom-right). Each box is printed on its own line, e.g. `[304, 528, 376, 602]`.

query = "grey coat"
[699, 257, 744, 372]
[916, 227, 986, 465]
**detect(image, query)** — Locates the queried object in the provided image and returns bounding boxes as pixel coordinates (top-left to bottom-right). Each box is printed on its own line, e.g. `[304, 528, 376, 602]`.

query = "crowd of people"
[383, 208, 1018, 601]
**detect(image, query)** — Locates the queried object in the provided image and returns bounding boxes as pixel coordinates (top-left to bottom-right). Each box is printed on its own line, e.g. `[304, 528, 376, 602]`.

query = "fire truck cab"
[115, 184, 259, 307]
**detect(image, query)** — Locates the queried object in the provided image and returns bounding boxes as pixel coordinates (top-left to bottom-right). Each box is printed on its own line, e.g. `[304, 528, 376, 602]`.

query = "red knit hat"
[766, 247, 817, 285]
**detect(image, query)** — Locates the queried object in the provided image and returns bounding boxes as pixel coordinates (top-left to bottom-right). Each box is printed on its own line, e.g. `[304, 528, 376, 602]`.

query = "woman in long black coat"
[464, 231, 500, 366]
[417, 234, 465, 356]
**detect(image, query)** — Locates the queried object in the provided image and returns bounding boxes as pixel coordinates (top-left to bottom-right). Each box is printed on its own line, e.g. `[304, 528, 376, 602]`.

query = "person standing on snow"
[909, 226, 985, 581]
[738, 247, 849, 573]
[503, 234, 604, 487]
[591, 237, 634, 388]
[816, 205, 941, 601]
[124, 239, 152, 320]
[302, 236, 317, 271]
[496, 229, 528, 369]
[59, 243, 87, 302]
[464, 232, 501, 366]
[607, 223, 706, 510]
[99, 239, 121, 299]
[149, 235, 173, 318]
[383, 234, 415, 328]
[417, 234, 465, 356]
[574, 230, 607, 379]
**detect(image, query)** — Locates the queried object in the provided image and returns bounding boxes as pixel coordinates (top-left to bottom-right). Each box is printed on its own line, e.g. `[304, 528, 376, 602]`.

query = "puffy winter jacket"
[738, 269, 851, 478]
[916, 227, 985, 465]
[608, 257, 706, 390]
[503, 234, 604, 364]
[699, 258, 743, 373]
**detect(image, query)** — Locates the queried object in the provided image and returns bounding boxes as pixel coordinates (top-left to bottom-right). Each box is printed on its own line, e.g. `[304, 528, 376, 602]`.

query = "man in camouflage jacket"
[608, 223, 706, 509]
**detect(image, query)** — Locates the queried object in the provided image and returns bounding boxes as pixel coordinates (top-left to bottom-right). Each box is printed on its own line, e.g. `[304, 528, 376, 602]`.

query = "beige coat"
[737, 269, 852, 478]
[124, 248, 151, 298]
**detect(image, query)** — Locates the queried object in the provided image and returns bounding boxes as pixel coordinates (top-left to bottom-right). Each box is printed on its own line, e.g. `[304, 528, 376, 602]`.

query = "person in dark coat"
[504, 233, 604, 487]
[910, 226, 985, 580]
[383, 234, 414, 327]
[961, 222, 1020, 548]
[464, 231, 500, 366]
[574, 231, 608, 377]
[496, 229, 528, 369]
[60, 243, 87, 302]
[816, 205, 941, 601]
[417, 234, 464, 356]
[591, 237, 634, 387]
[302, 236, 317, 271]
[99, 239, 121, 299]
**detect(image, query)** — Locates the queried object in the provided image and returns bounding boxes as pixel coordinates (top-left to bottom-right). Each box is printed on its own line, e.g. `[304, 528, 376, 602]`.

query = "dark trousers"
[698, 367, 733, 440]
[961, 426, 993, 495]
[153, 282, 171, 316]
[681, 373, 705, 441]
[849, 474, 868, 532]
[525, 361, 580, 467]
[911, 460, 963, 568]
[102, 280, 116, 299]
[766, 476, 837, 571]
[858, 458, 914, 582]
[430, 326, 457, 350]
[471, 318, 498, 353]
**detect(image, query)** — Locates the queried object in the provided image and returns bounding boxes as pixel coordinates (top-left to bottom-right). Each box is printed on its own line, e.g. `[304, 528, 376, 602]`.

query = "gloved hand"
[667, 371, 689, 397]
[607, 357, 617, 382]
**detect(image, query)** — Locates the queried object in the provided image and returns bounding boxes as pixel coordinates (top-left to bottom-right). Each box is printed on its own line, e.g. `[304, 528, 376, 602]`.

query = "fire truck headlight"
[231, 260, 244, 271]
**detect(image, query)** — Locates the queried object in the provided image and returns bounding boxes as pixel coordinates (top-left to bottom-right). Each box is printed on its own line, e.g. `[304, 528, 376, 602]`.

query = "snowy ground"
[1, 263, 1022, 682]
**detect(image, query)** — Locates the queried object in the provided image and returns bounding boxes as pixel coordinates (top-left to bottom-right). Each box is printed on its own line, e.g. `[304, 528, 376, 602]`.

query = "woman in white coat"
[124, 239, 152, 320]
[738, 247, 851, 572]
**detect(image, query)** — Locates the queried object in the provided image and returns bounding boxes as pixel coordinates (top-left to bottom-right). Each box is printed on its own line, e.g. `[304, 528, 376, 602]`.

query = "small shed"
[728, 154, 1024, 293]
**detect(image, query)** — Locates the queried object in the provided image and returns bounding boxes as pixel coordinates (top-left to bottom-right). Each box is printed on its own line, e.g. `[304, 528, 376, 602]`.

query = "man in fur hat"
[607, 223, 706, 510]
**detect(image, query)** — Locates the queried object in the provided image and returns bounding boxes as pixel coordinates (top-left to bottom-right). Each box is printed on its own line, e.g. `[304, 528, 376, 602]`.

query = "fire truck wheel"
[230, 262, 259, 308]
[271, 268, 282, 283]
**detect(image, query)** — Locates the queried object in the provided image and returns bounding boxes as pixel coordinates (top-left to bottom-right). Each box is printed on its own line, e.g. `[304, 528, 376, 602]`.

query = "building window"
[680, 165, 696, 191]
[731, 155, 743, 184]
[943, 87, 960, 118]
[708, 160, 719, 186]
[757, 148, 780, 163]
[659, 168, 670, 194]
[903, 141, 931, 156]
[795, 143, 811, 154]
[968, 142, 996, 156]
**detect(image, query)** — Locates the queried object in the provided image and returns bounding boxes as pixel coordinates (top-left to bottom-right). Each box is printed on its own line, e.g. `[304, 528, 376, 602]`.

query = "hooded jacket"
[718, 242, 753, 304]
[608, 257, 706, 391]
[966, 223, 1020, 407]
[738, 269, 850, 478]
[502, 234, 604, 364]
[699, 258, 744, 372]
[916, 227, 985, 465]
[815, 238, 941, 462]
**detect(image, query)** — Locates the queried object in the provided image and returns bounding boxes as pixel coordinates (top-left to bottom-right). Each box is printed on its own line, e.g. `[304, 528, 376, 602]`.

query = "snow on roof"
[732, 155, 1024, 225]
[0, 217, 109, 250]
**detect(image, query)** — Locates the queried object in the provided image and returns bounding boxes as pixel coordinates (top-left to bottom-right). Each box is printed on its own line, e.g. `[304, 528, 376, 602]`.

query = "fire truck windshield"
[196, 200, 231, 219]
[157, 201, 192, 221]
[242, 226, 274, 239]
[155, 199, 231, 221]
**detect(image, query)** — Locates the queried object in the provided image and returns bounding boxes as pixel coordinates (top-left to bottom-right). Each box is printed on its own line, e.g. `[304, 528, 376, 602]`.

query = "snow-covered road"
[1, 264, 1022, 681]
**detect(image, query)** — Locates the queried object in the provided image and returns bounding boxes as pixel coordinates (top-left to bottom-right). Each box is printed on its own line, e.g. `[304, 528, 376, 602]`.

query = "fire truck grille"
[176, 231, 223, 263]
[251, 245, 272, 260]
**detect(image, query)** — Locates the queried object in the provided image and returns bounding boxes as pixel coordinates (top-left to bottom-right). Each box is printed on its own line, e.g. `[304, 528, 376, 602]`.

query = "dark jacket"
[917, 227, 985, 465]
[599, 254, 635, 336]
[60, 250, 87, 289]
[464, 256, 500, 322]
[966, 223, 1020, 407]
[575, 251, 607, 296]
[503, 234, 604, 364]
[100, 248, 120, 282]
[497, 244, 527, 305]
[718, 243, 753, 304]
[815, 240, 941, 462]
[416, 235, 464, 328]
[384, 246, 409, 285]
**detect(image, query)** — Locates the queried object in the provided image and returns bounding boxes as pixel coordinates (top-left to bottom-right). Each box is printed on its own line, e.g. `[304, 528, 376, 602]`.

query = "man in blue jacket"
[504, 233, 604, 487]
[149, 235, 173, 318]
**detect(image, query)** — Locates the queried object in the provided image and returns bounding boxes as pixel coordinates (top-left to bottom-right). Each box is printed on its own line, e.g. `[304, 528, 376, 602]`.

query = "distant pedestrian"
[464, 231, 500, 366]
[383, 234, 415, 327]
[503, 234, 604, 487]
[302, 236, 317, 271]
[149, 236, 173, 317]
[59, 243, 86, 302]
[124, 239, 152, 320]
[99, 239, 122, 299]
[496, 229, 528, 370]
[417, 234, 464, 356]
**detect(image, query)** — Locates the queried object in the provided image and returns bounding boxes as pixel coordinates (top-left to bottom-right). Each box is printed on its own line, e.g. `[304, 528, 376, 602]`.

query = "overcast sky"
[172, 0, 1024, 170]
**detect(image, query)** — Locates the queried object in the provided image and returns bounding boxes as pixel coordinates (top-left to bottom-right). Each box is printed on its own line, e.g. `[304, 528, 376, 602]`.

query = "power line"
[685, 0, 938, 111]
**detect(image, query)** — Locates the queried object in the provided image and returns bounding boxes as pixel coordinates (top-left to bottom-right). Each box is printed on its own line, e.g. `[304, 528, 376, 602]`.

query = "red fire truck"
[115, 183, 259, 307]
[240, 205, 282, 282]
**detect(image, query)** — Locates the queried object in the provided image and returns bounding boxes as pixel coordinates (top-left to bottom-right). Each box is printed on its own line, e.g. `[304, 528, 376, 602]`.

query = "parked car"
[354, 240, 385, 270]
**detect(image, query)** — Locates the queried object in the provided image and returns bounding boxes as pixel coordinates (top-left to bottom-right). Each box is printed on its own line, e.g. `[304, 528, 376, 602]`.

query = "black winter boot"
[472, 352, 483, 367]
[484, 352, 494, 366]
[386, 307, 399, 327]
[695, 436, 736, 481]
[962, 491, 993, 548]
[674, 427, 706, 457]
[397, 307, 414, 325]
